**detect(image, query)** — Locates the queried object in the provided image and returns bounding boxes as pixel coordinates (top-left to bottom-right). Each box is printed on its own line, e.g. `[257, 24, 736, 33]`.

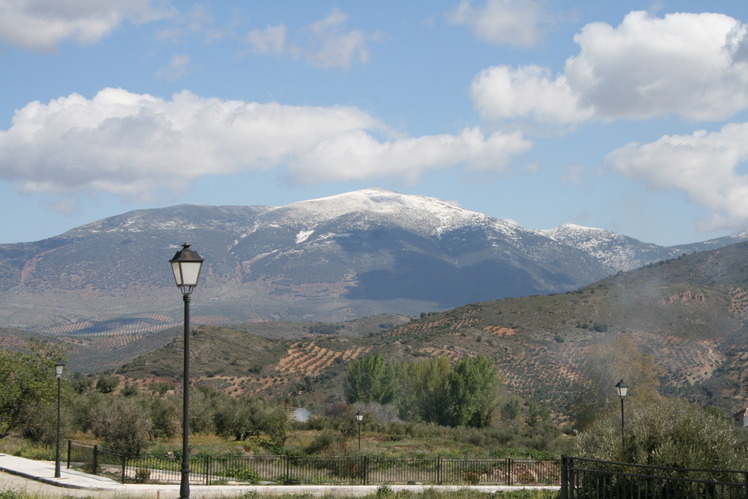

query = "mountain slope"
[0, 188, 746, 337]
[109, 241, 748, 421]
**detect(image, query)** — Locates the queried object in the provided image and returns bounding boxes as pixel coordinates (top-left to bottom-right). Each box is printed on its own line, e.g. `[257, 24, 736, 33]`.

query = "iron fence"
[561, 455, 748, 499]
[66, 441, 560, 486]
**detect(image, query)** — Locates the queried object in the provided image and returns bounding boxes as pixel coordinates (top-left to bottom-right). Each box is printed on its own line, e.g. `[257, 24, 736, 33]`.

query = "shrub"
[222, 463, 260, 483]
[134, 468, 150, 483]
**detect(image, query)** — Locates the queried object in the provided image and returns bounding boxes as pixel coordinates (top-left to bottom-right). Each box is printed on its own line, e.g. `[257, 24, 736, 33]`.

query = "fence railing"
[560, 455, 748, 499]
[67, 441, 560, 486]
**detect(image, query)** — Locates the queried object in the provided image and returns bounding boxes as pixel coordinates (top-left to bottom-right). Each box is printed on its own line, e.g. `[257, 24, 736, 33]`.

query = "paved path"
[0, 453, 559, 498]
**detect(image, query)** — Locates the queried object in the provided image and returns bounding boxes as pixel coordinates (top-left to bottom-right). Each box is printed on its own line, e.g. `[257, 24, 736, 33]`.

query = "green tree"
[0, 341, 66, 437]
[441, 355, 502, 428]
[398, 356, 451, 423]
[344, 354, 398, 405]
[90, 397, 153, 455]
[577, 396, 748, 473]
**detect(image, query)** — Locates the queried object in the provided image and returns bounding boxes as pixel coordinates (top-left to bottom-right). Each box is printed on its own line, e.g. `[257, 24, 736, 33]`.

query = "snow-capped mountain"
[541, 223, 685, 272]
[0, 188, 745, 334]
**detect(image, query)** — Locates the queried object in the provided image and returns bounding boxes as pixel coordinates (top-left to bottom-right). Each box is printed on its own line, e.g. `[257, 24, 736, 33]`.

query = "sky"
[2, 1, 748, 246]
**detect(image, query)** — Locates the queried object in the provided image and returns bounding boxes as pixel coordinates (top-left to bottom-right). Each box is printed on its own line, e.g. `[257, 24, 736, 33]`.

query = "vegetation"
[0, 341, 67, 441]
[576, 395, 748, 472]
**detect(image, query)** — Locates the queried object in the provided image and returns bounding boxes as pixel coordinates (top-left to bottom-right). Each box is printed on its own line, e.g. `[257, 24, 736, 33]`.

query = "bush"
[222, 463, 260, 483]
[134, 468, 150, 483]
[577, 395, 748, 473]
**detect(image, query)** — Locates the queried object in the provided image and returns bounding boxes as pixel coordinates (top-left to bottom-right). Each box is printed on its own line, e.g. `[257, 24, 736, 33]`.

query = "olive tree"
[577, 396, 748, 472]
[0, 341, 67, 438]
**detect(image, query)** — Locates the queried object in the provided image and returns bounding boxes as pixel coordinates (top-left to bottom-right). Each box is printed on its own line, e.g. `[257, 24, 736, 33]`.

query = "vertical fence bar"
[66, 440, 71, 469]
[93, 445, 99, 476]
[560, 455, 568, 499]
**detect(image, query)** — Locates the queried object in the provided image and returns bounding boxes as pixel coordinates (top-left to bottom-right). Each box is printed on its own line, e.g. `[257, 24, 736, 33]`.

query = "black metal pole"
[620, 397, 625, 450]
[358, 419, 361, 453]
[55, 375, 61, 478]
[180, 293, 191, 499]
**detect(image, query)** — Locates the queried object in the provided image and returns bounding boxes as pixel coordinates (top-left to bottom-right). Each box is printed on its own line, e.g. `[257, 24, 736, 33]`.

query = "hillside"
[109, 242, 748, 421]
[2, 188, 743, 337]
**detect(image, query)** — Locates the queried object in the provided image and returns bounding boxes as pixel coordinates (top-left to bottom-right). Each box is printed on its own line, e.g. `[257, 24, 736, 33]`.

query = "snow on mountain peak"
[266, 187, 493, 236]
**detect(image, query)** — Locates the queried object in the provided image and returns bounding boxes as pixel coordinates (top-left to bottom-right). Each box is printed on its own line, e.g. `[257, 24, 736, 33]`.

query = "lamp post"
[170, 243, 204, 499]
[54, 360, 64, 478]
[356, 411, 363, 453]
[615, 379, 629, 450]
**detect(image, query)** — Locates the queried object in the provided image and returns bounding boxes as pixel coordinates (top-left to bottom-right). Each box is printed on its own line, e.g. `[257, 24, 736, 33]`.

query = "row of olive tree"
[344, 354, 502, 428]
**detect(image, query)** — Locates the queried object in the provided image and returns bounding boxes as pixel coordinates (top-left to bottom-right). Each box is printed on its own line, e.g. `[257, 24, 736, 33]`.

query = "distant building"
[732, 408, 748, 427]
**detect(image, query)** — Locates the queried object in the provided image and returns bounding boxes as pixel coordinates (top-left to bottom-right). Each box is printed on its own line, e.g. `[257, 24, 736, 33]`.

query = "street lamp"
[169, 243, 204, 499]
[356, 411, 363, 452]
[615, 379, 629, 449]
[54, 360, 64, 478]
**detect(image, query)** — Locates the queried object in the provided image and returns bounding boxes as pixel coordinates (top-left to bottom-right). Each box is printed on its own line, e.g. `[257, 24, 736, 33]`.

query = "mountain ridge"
[0, 188, 746, 336]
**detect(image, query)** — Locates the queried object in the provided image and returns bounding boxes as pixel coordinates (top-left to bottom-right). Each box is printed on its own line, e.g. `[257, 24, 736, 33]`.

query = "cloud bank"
[605, 123, 748, 232]
[0, 88, 531, 201]
[472, 11, 748, 122]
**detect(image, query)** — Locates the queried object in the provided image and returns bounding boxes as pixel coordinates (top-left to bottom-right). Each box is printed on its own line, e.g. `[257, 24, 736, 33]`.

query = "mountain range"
[1, 187, 746, 338]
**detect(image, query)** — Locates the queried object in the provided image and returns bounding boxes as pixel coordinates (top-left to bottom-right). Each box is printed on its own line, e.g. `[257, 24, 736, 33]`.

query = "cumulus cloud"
[471, 65, 593, 123]
[289, 128, 531, 184]
[472, 11, 748, 123]
[246, 8, 379, 68]
[448, 0, 543, 47]
[0, 88, 531, 201]
[0, 0, 166, 51]
[605, 123, 748, 231]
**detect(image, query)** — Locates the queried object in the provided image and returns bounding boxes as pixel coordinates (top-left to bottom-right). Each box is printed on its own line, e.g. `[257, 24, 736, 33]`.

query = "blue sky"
[2, 1, 748, 246]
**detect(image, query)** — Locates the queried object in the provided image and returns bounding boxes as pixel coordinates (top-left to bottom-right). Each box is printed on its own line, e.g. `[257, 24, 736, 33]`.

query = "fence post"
[121, 454, 127, 484]
[506, 458, 512, 486]
[204, 455, 210, 486]
[560, 455, 569, 499]
[743, 471, 748, 499]
[436, 456, 442, 485]
[66, 440, 71, 469]
[93, 445, 99, 476]
[362, 456, 368, 485]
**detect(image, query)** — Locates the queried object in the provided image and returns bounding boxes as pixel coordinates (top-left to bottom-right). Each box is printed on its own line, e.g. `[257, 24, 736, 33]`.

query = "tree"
[344, 354, 398, 405]
[398, 356, 451, 423]
[577, 396, 748, 473]
[570, 334, 659, 430]
[90, 397, 153, 455]
[0, 341, 66, 437]
[441, 355, 502, 428]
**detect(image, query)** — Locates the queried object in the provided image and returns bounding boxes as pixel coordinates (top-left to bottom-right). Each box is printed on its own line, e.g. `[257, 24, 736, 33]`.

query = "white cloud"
[245, 8, 379, 68]
[605, 123, 748, 231]
[0, 88, 531, 202]
[156, 54, 191, 81]
[471, 65, 593, 123]
[0, 0, 166, 51]
[566, 11, 748, 120]
[448, 0, 543, 47]
[472, 11, 748, 123]
[288, 127, 532, 183]
[247, 24, 287, 55]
